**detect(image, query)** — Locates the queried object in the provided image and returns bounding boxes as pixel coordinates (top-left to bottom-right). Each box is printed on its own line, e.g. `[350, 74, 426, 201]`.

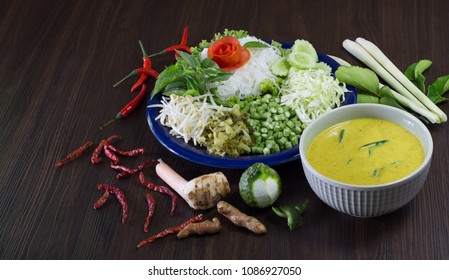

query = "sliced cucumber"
[291, 39, 318, 62]
[314, 61, 332, 74]
[271, 57, 290, 77]
[287, 52, 316, 69]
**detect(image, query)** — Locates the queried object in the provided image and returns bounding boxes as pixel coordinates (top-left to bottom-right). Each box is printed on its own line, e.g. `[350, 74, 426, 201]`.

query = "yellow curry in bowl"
[307, 118, 424, 185]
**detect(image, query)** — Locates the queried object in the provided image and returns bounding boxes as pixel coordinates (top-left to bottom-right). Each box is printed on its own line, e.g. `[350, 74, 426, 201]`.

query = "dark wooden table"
[1, 0, 448, 260]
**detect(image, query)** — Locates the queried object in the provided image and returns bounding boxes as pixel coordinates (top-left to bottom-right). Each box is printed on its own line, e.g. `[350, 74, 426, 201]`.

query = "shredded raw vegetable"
[280, 68, 347, 124]
[152, 94, 232, 145]
[200, 105, 253, 156]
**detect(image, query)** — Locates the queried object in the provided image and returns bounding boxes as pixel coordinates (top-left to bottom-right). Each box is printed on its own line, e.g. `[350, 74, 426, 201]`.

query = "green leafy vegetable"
[404, 59, 432, 92]
[427, 75, 449, 104]
[404, 59, 449, 104]
[272, 200, 308, 231]
[335, 65, 380, 96]
[153, 51, 232, 99]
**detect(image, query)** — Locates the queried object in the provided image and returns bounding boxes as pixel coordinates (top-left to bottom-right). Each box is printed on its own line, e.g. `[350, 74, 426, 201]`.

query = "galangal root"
[217, 201, 267, 234]
[177, 217, 221, 239]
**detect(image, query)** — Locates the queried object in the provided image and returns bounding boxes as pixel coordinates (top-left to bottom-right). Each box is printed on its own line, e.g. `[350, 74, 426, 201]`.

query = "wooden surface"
[1, 0, 448, 260]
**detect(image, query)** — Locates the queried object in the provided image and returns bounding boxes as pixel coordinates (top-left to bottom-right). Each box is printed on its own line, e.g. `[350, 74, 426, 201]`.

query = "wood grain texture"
[0, 0, 448, 260]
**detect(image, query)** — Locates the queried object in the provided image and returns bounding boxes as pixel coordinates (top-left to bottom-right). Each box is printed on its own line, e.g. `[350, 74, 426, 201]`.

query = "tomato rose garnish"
[207, 36, 250, 71]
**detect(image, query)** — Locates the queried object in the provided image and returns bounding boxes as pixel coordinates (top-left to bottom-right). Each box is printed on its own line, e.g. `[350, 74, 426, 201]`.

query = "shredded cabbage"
[280, 68, 347, 124]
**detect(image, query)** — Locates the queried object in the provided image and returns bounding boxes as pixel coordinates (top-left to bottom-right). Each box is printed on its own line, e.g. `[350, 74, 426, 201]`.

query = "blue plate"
[146, 52, 357, 169]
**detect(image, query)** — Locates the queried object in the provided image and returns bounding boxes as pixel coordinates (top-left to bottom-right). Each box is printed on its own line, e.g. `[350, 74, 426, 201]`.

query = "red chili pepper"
[137, 214, 203, 248]
[93, 188, 110, 209]
[106, 144, 144, 157]
[144, 193, 156, 233]
[113, 41, 159, 89]
[149, 26, 191, 58]
[136, 67, 159, 78]
[112, 159, 156, 179]
[130, 73, 147, 93]
[139, 172, 178, 216]
[104, 145, 120, 165]
[100, 83, 147, 130]
[98, 184, 128, 224]
[91, 135, 122, 164]
[54, 140, 94, 168]
[91, 140, 106, 165]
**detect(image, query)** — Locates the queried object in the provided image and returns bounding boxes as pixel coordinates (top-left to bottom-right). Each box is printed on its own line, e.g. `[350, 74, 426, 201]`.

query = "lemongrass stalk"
[330, 54, 440, 121]
[342, 40, 441, 123]
[327, 55, 351, 67]
[355, 37, 447, 122]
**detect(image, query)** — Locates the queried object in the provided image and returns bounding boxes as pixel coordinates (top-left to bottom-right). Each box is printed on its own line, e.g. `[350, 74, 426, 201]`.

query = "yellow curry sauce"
[307, 118, 424, 185]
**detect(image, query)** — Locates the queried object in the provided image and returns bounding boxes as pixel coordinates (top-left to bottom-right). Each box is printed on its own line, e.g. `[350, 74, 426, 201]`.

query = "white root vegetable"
[329, 54, 443, 123]
[342, 39, 441, 124]
[355, 37, 447, 122]
[155, 159, 230, 210]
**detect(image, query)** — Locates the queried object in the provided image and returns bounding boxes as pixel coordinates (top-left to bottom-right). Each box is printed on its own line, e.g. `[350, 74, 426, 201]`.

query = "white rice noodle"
[202, 36, 281, 100]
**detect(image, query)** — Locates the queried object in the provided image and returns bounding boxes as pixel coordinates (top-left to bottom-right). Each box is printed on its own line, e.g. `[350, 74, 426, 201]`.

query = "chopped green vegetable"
[239, 163, 282, 208]
[338, 129, 345, 143]
[272, 200, 308, 231]
[359, 140, 388, 150]
[234, 94, 303, 154]
[372, 168, 382, 177]
[200, 105, 253, 157]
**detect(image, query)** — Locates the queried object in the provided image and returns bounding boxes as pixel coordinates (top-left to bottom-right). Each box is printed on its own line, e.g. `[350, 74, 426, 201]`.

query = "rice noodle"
[203, 36, 281, 100]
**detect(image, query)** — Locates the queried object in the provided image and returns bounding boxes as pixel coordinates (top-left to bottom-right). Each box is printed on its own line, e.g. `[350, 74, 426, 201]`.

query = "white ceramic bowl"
[299, 104, 433, 217]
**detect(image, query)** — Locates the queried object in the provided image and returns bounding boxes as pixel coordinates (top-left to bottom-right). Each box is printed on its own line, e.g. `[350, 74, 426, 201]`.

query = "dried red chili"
[91, 135, 121, 164]
[91, 140, 106, 165]
[106, 144, 144, 157]
[149, 26, 191, 58]
[137, 214, 203, 248]
[139, 172, 178, 216]
[93, 188, 110, 209]
[54, 140, 94, 168]
[112, 159, 156, 179]
[98, 184, 128, 224]
[104, 145, 120, 165]
[144, 193, 156, 233]
[100, 83, 147, 130]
